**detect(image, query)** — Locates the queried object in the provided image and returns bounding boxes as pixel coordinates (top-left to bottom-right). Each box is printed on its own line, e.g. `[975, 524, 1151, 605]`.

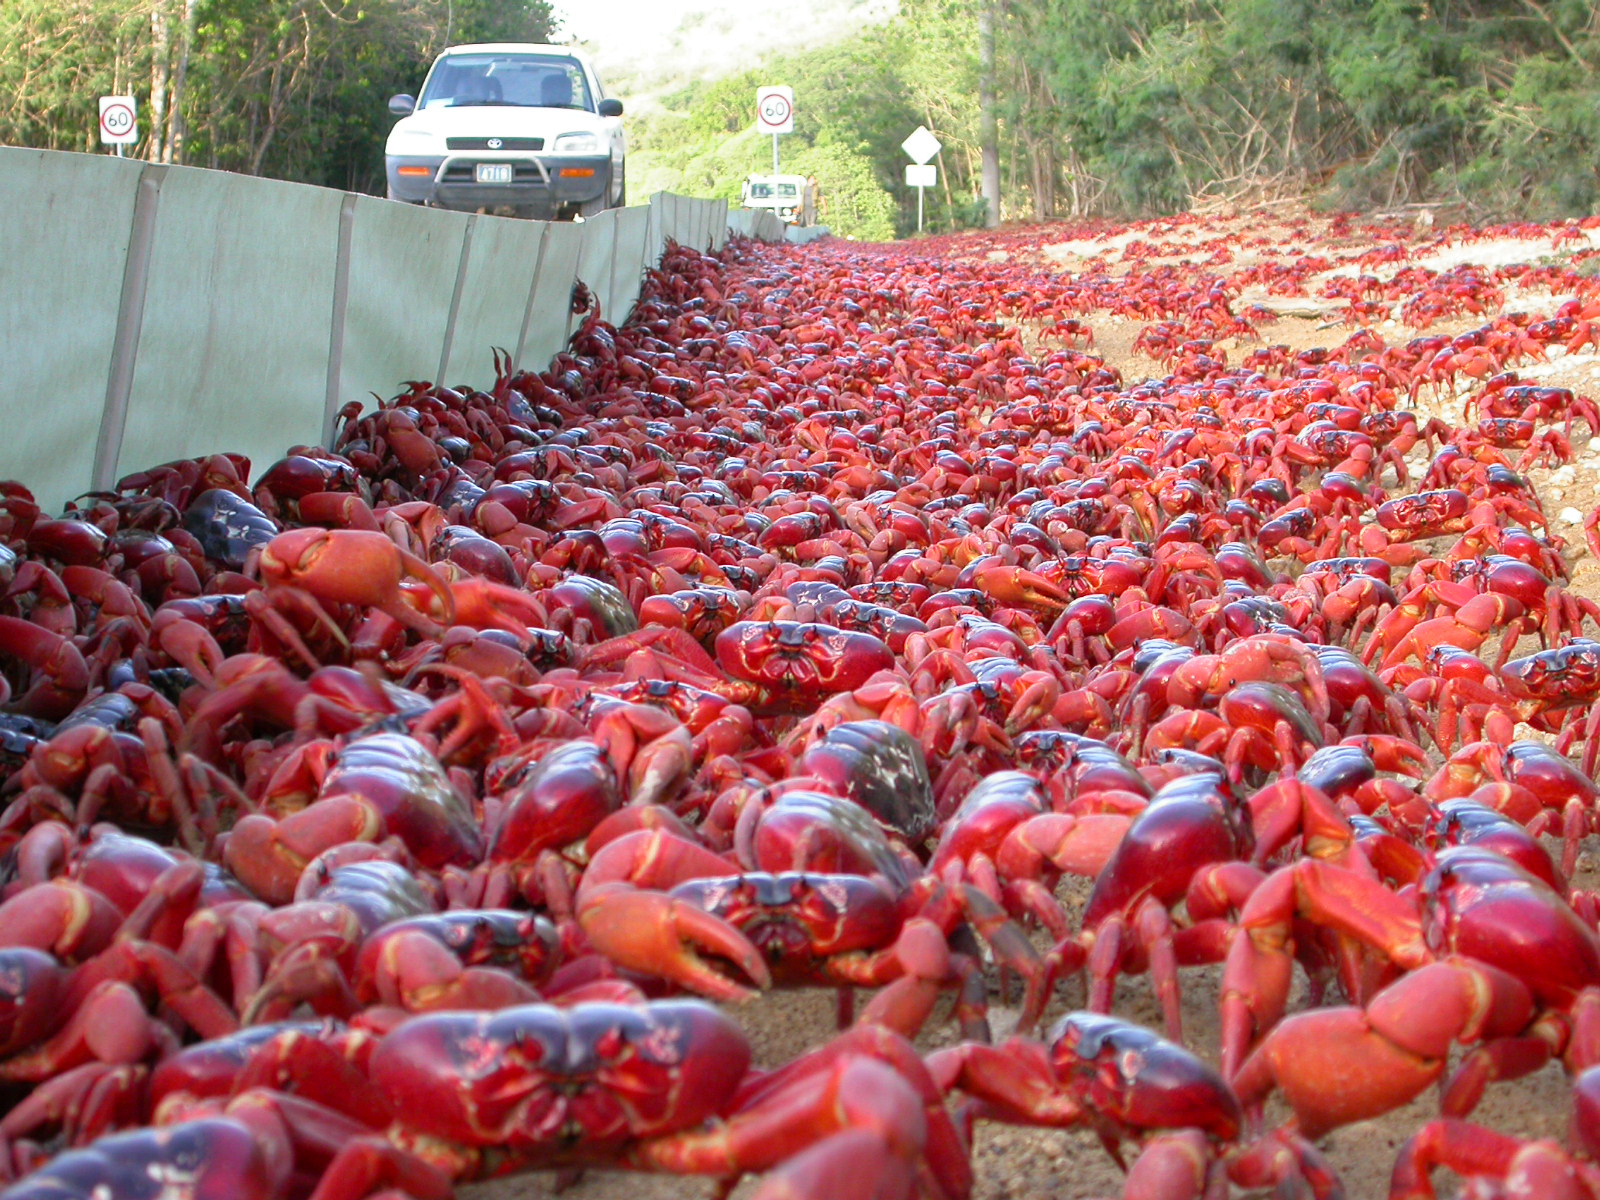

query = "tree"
[0, 0, 552, 190]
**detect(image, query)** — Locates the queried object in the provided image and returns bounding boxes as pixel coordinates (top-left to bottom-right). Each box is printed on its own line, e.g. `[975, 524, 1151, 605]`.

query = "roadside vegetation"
[4, 1, 1598, 240]
[0, 0, 553, 191]
[634, 0, 1600, 239]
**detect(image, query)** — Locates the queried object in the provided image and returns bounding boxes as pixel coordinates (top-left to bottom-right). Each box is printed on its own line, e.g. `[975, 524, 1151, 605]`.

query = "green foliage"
[628, 23, 930, 238]
[0, 1, 148, 153]
[8, 0, 1600, 228]
[0, 0, 553, 191]
[1457, 54, 1600, 218]
[787, 142, 897, 241]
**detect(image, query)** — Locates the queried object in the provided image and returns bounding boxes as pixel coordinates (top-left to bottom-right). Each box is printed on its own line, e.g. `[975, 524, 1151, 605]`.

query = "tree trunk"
[978, 0, 1000, 228]
[149, 2, 171, 163]
[1030, 139, 1055, 222]
[166, 0, 198, 163]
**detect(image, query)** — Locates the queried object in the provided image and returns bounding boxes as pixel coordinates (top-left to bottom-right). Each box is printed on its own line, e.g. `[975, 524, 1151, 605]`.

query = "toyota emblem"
[487, 138, 503, 149]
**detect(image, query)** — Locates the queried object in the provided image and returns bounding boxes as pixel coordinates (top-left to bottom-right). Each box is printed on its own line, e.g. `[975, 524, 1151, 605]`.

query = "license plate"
[474, 163, 513, 184]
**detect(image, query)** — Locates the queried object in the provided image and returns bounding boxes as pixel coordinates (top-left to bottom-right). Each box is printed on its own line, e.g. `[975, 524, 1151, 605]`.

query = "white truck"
[385, 43, 625, 220]
[741, 174, 816, 226]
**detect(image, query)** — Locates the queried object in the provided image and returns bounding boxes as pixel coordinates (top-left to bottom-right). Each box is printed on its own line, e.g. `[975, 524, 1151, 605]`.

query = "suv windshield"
[419, 53, 593, 111]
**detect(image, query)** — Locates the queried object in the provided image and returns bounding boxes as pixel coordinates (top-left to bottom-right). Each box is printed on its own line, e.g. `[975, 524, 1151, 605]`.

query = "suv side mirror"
[597, 98, 624, 118]
[388, 94, 416, 116]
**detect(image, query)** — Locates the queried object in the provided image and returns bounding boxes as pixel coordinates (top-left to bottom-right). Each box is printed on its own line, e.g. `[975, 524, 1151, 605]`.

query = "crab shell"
[368, 1001, 751, 1167]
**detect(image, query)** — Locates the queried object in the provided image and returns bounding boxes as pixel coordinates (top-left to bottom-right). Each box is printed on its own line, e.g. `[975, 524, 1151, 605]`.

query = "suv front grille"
[438, 162, 549, 185]
[446, 137, 544, 150]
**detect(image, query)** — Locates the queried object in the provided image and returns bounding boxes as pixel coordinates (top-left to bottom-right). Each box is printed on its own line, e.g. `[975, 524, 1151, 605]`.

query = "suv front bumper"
[386, 153, 610, 214]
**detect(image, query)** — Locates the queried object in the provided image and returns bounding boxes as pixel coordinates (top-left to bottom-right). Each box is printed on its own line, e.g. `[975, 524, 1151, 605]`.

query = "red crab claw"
[970, 565, 1070, 612]
[576, 831, 771, 1000]
[484, 739, 626, 902]
[1218, 855, 1429, 1078]
[258, 527, 454, 636]
[1231, 957, 1536, 1138]
[402, 576, 548, 638]
[0, 881, 123, 964]
[734, 1023, 972, 1200]
[747, 1129, 916, 1200]
[1378, 593, 1528, 671]
[1389, 1117, 1600, 1199]
[0, 615, 89, 721]
[0, 1061, 146, 1148]
[223, 798, 389, 907]
[149, 608, 227, 687]
[0, 978, 163, 1084]
[634, 1052, 949, 1200]
[1338, 733, 1429, 778]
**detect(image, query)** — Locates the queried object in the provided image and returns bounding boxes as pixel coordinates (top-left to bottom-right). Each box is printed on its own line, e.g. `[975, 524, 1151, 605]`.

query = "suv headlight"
[388, 128, 436, 150]
[552, 132, 601, 153]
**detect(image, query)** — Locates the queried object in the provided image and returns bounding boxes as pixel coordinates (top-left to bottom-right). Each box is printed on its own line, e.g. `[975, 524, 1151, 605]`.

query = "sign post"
[99, 95, 138, 157]
[901, 125, 942, 232]
[906, 164, 937, 232]
[756, 86, 794, 173]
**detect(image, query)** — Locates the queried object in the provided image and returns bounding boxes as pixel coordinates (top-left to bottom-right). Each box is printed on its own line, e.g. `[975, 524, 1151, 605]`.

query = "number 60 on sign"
[99, 96, 138, 146]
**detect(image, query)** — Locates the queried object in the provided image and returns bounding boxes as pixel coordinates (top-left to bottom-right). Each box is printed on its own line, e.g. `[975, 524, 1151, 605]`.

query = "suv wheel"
[609, 166, 626, 209]
[577, 167, 612, 220]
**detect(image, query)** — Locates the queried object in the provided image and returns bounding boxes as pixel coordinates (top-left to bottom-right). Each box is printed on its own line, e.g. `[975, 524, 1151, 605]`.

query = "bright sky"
[548, 0, 896, 92]
[550, 0, 674, 48]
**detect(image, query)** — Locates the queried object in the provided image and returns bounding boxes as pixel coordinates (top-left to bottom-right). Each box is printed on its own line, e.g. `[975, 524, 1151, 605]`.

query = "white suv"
[385, 43, 625, 220]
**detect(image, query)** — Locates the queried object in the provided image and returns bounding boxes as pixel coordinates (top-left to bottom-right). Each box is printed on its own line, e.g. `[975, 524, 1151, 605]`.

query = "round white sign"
[759, 95, 791, 126]
[99, 95, 139, 145]
[756, 86, 794, 135]
[101, 104, 134, 136]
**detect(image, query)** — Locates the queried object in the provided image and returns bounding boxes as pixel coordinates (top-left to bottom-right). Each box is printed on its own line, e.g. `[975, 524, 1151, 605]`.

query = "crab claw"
[970, 565, 1070, 612]
[259, 528, 454, 636]
[578, 883, 772, 1001]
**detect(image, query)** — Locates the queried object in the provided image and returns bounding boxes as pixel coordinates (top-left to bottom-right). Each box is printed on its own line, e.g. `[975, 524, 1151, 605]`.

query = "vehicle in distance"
[385, 43, 625, 220]
[741, 174, 816, 226]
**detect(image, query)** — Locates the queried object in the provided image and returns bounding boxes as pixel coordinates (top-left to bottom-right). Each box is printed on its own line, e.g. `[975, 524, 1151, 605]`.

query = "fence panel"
[0, 145, 760, 511]
[0, 150, 142, 510]
[522, 221, 585, 366]
[608, 206, 652, 322]
[115, 167, 341, 484]
[444, 215, 548, 385]
[336, 198, 471, 438]
[575, 210, 622, 322]
[707, 199, 730, 250]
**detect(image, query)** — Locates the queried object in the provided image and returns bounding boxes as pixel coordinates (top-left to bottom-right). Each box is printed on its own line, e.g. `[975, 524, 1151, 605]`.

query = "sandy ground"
[464, 208, 1600, 1200]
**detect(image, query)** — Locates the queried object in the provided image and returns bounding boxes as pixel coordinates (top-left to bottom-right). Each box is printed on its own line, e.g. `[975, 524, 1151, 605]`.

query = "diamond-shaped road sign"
[902, 125, 942, 165]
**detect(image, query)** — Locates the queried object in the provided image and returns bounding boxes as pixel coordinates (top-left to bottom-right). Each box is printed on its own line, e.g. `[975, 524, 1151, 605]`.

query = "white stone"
[1560, 506, 1583, 525]
[1587, 436, 1600, 452]
[1551, 466, 1577, 485]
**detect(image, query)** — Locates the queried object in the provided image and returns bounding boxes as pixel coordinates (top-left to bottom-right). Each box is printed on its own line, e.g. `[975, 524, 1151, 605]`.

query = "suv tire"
[577, 166, 612, 220]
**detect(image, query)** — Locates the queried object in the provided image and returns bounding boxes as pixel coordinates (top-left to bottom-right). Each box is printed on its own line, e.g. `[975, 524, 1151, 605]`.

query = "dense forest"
[3, 1, 1598, 239]
[0, 0, 554, 190]
[636, 0, 1600, 238]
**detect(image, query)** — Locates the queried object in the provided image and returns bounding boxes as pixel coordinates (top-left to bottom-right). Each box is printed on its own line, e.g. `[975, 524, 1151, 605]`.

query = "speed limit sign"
[99, 95, 138, 146]
[756, 86, 794, 135]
